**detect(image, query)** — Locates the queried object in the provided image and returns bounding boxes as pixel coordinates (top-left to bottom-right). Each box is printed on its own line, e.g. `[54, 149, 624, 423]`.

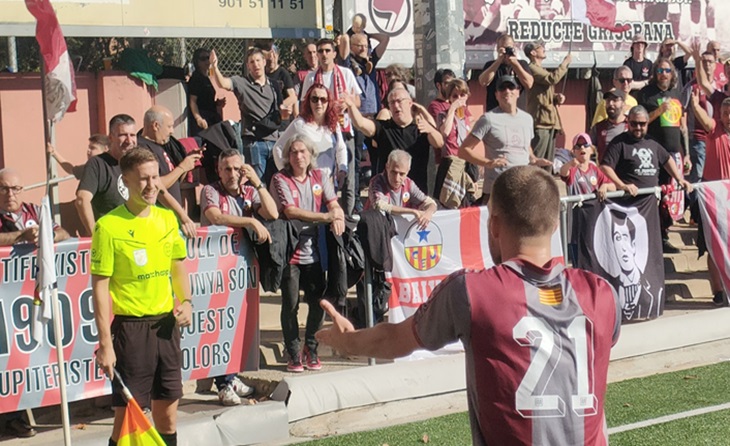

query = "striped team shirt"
[413, 258, 620, 445]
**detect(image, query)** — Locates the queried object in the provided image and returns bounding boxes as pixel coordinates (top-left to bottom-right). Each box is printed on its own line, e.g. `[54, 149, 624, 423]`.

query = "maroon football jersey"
[413, 258, 620, 446]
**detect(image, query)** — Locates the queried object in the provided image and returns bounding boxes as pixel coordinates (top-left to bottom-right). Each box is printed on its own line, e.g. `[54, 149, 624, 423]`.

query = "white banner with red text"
[387, 206, 563, 360]
[0, 225, 259, 414]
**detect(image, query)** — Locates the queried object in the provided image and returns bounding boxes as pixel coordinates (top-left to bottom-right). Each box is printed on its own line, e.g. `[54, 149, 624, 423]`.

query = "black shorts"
[110, 313, 183, 408]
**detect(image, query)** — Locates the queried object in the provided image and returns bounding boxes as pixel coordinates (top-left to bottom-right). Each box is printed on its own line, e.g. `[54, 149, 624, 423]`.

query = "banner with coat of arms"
[387, 206, 563, 360]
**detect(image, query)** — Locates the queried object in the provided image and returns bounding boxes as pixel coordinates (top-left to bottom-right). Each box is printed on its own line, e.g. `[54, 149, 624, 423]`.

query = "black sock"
[108, 439, 117, 446]
[160, 432, 177, 446]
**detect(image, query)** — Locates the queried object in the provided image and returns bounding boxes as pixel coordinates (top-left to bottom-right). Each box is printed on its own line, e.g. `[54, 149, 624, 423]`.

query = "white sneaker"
[231, 376, 254, 398]
[218, 384, 241, 406]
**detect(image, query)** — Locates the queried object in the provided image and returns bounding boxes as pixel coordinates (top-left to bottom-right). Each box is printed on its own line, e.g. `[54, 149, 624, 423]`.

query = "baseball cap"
[572, 133, 592, 147]
[603, 89, 626, 100]
[496, 75, 519, 89]
[523, 40, 544, 57]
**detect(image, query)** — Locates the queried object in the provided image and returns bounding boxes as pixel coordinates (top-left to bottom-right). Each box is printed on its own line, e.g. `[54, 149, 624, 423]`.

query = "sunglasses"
[616, 78, 632, 83]
[656, 68, 672, 74]
[574, 143, 591, 149]
[498, 84, 519, 91]
[629, 121, 648, 127]
[317, 48, 333, 54]
[309, 96, 328, 104]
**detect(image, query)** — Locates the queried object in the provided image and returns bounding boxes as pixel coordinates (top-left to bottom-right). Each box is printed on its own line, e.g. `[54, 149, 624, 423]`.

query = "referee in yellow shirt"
[91, 147, 193, 446]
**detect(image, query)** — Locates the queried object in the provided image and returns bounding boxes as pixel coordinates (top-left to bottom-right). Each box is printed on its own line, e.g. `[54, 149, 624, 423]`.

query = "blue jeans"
[242, 140, 274, 180]
[689, 138, 706, 183]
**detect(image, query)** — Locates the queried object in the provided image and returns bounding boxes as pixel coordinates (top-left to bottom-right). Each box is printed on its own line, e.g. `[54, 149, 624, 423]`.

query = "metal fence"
[2, 36, 308, 77]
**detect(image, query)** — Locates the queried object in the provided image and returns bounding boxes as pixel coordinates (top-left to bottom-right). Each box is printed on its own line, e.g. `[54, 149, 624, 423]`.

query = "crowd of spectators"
[6, 23, 730, 440]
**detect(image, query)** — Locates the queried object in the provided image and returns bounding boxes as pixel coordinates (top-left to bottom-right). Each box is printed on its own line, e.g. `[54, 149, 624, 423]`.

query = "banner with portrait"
[0, 226, 259, 414]
[573, 195, 665, 322]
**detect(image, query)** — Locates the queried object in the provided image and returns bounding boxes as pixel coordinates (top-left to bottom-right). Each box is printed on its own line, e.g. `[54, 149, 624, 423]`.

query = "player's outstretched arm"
[316, 300, 420, 359]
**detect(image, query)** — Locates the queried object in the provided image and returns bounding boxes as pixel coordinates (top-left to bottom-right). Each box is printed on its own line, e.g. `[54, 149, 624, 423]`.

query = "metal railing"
[23, 175, 76, 192]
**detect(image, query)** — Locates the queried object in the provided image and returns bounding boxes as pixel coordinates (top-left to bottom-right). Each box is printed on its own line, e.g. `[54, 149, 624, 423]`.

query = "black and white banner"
[574, 196, 664, 322]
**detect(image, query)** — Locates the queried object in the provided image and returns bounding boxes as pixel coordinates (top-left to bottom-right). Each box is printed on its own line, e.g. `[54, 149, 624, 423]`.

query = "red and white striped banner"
[0, 226, 259, 414]
[696, 180, 730, 297]
[388, 207, 563, 359]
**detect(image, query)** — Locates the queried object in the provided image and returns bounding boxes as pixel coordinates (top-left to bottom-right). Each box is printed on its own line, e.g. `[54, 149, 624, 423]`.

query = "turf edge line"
[607, 402, 730, 435]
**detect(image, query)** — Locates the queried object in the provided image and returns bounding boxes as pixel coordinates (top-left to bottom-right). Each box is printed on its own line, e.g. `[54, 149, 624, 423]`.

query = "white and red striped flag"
[32, 196, 57, 346]
[25, 0, 77, 122]
[571, 0, 630, 33]
[387, 207, 563, 360]
[695, 180, 730, 296]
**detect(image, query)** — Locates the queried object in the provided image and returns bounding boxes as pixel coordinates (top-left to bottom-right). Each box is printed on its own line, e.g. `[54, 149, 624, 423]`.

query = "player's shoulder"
[94, 205, 129, 233]
[564, 267, 615, 293]
[150, 205, 178, 223]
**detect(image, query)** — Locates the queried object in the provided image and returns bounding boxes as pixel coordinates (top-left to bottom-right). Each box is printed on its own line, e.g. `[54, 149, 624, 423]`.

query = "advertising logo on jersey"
[403, 220, 442, 271]
[369, 0, 411, 36]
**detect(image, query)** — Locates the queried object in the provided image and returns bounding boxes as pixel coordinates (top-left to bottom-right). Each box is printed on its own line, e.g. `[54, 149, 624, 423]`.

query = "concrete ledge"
[611, 308, 730, 360]
[271, 354, 466, 422]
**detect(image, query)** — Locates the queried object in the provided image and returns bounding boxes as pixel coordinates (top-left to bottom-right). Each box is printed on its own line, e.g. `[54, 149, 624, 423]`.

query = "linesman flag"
[25, 0, 77, 122]
[32, 196, 56, 345]
[114, 370, 166, 446]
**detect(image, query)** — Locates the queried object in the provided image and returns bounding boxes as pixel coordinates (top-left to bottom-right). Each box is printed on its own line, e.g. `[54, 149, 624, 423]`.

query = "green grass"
[610, 408, 730, 446]
[299, 361, 730, 445]
[605, 360, 730, 427]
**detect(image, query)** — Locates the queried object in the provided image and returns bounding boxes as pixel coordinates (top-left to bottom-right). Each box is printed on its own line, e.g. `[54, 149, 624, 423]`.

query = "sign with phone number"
[0, 0, 323, 38]
[0, 226, 259, 414]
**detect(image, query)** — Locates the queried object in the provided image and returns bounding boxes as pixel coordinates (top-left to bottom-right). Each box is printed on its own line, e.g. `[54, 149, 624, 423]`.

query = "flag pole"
[40, 58, 72, 446]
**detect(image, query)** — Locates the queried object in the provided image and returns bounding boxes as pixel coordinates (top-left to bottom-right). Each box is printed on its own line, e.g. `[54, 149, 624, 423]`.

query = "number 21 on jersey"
[513, 316, 598, 418]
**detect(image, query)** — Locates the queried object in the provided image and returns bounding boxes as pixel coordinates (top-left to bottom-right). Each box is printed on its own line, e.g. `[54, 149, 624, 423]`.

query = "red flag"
[24, 0, 77, 122]
[573, 0, 630, 33]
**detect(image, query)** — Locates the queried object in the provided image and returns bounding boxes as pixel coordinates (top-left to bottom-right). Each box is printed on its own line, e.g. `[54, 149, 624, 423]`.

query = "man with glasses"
[459, 75, 551, 204]
[346, 32, 389, 211]
[0, 168, 69, 245]
[342, 86, 443, 193]
[300, 38, 362, 216]
[478, 34, 533, 111]
[706, 41, 727, 90]
[600, 106, 691, 203]
[591, 90, 630, 163]
[591, 66, 638, 127]
[636, 58, 689, 253]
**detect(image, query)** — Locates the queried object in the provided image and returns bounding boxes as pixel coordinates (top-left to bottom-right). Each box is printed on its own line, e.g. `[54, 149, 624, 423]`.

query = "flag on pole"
[24, 0, 77, 122]
[571, 0, 630, 33]
[113, 370, 166, 446]
[32, 196, 56, 345]
[117, 398, 166, 446]
[695, 180, 730, 296]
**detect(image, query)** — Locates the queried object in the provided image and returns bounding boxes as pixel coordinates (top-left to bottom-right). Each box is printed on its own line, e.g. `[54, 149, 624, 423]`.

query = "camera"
[504, 47, 515, 57]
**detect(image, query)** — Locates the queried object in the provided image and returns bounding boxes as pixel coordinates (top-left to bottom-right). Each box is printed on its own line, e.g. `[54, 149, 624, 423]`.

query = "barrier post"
[363, 256, 376, 366]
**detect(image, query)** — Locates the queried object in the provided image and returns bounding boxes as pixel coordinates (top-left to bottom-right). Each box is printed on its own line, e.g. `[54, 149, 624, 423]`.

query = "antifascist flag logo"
[369, 0, 411, 36]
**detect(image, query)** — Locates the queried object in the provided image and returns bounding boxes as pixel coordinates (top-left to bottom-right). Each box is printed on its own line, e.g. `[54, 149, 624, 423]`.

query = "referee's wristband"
[179, 299, 194, 308]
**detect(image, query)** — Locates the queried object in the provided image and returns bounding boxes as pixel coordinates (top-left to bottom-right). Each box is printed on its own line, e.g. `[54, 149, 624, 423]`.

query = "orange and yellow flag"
[117, 398, 166, 446]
